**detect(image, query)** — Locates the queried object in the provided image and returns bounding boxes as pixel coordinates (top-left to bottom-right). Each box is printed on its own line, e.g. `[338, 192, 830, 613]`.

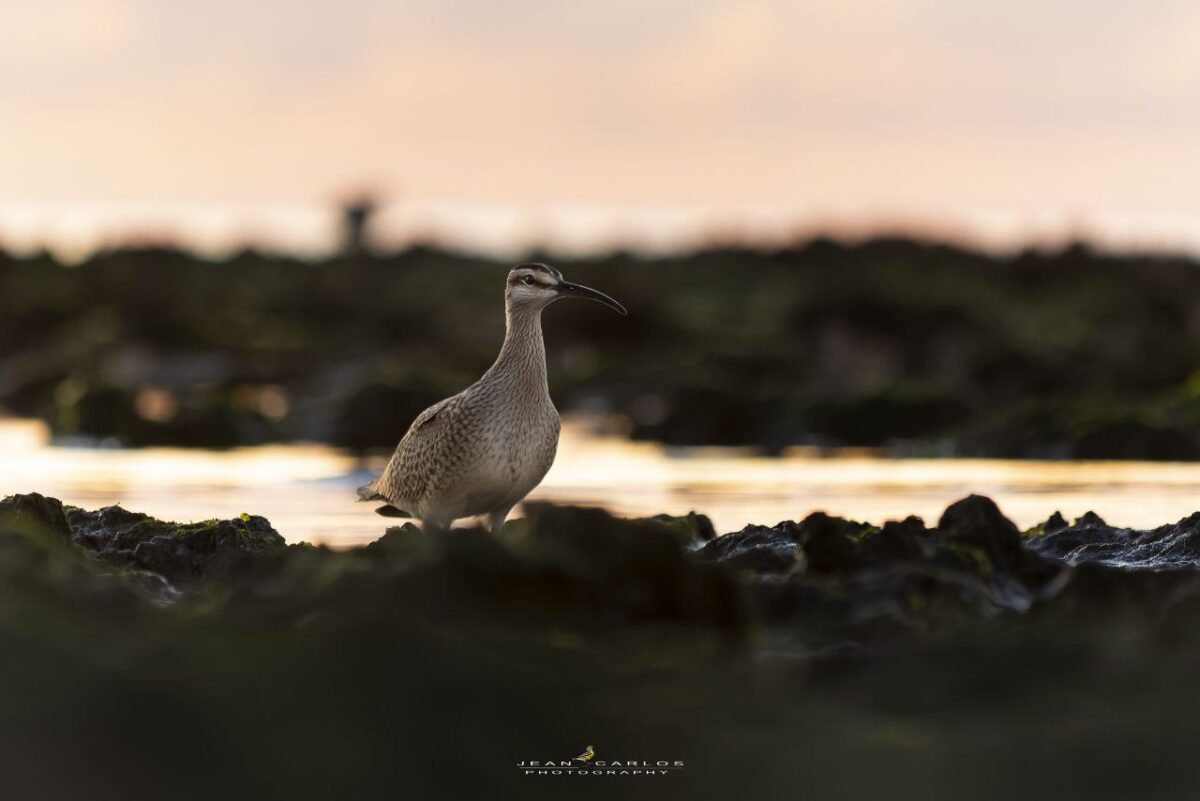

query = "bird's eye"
[522, 276, 536, 285]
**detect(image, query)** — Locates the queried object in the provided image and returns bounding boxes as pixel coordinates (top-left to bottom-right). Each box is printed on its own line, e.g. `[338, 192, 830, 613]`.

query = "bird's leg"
[487, 507, 513, 536]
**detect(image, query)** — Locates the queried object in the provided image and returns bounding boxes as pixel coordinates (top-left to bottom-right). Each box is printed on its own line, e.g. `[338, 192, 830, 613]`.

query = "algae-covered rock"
[642, 510, 717, 544]
[799, 512, 874, 574]
[66, 504, 284, 586]
[856, 516, 932, 568]
[0, 492, 72, 546]
[0, 495, 151, 617]
[935, 494, 1060, 589]
[936, 494, 1022, 560]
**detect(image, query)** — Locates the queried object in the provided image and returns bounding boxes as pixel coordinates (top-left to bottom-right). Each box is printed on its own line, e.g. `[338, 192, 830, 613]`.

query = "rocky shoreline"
[5, 492, 1200, 799]
[5, 490, 1200, 644]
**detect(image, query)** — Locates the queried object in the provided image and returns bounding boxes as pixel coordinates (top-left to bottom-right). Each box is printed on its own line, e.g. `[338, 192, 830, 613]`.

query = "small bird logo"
[574, 745, 596, 763]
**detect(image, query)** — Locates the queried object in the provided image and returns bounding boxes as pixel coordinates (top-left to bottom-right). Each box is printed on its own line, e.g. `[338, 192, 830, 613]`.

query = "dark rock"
[857, 516, 932, 567]
[938, 495, 1027, 569]
[366, 522, 425, 555]
[800, 512, 872, 573]
[517, 503, 748, 631]
[10, 489, 1200, 659]
[0, 496, 152, 611]
[66, 505, 285, 586]
[1041, 511, 1069, 535]
[0, 493, 72, 546]
[938, 494, 1019, 546]
[697, 496, 1075, 631]
[695, 520, 803, 573]
[1041, 560, 1200, 610]
[644, 511, 717, 543]
[934, 495, 1062, 605]
[1029, 510, 1200, 570]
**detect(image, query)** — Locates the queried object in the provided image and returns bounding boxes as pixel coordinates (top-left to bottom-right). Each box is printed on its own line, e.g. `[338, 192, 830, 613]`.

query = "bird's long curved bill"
[557, 281, 628, 315]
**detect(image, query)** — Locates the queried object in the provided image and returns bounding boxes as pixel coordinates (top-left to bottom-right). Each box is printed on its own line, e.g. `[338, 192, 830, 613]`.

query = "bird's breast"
[437, 406, 557, 518]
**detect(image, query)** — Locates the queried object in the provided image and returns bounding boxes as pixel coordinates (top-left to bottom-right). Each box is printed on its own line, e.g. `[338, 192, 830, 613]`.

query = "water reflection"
[2, 417, 1199, 547]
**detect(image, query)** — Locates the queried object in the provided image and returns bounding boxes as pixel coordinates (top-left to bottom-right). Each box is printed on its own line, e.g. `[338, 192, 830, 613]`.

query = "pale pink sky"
[2, 0, 1199, 258]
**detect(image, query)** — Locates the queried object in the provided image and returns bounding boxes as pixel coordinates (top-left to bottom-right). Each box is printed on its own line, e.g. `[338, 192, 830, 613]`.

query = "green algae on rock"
[0, 492, 73, 547]
[66, 504, 284, 587]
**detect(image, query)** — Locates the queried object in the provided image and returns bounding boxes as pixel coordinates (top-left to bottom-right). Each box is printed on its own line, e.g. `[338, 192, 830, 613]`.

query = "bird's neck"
[487, 306, 548, 388]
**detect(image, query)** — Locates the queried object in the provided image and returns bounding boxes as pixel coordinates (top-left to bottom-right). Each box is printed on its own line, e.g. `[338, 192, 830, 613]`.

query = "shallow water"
[4, 416, 1200, 548]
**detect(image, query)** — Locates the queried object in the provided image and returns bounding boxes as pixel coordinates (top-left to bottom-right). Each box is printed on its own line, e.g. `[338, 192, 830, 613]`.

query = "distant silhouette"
[340, 194, 377, 257]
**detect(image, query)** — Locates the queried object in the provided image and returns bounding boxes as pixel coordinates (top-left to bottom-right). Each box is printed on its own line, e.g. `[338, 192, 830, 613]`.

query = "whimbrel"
[357, 263, 626, 534]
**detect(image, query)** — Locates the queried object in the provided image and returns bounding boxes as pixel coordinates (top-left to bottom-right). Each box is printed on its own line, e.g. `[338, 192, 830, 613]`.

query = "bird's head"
[505, 263, 627, 316]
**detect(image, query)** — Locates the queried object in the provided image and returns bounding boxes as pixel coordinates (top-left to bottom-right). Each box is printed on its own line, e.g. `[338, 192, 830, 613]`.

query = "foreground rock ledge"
[3, 491, 1200, 645]
[7, 491, 1200, 799]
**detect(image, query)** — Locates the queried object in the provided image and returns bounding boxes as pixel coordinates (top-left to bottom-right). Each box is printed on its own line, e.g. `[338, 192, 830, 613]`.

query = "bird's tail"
[358, 479, 413, 518]
[357, 480, 384, 502]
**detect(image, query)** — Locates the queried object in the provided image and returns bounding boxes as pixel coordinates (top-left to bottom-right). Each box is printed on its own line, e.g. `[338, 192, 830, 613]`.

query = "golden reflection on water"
[3, 417, 1200, 547]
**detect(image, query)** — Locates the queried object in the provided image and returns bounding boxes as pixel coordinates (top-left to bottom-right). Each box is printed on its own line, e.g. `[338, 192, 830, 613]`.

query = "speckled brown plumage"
[358, 264, 623, 534]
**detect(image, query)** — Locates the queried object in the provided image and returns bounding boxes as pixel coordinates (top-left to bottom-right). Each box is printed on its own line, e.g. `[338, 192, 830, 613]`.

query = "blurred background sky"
[3, 0, 1198, 260]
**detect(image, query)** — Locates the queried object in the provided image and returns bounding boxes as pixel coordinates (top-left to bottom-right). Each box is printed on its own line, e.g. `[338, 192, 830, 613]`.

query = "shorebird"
[357, 263, 626, 534]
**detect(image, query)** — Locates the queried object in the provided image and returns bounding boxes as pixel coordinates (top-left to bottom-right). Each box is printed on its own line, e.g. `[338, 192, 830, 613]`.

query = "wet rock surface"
[6, 491, 1200, 800]
[65, 503, 284, 586]
[1028, 509, 1200, 569]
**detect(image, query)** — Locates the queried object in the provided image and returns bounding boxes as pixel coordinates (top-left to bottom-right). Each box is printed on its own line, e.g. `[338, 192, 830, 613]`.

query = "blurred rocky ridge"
[5, 491, 1200, 798]
[5, 237, 1200, 458]
[14, 489, 1200, 623]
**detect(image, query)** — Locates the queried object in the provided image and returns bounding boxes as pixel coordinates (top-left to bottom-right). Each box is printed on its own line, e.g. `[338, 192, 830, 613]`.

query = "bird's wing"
[408, 396, 453, 433]
[370, 394, 463, 508]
